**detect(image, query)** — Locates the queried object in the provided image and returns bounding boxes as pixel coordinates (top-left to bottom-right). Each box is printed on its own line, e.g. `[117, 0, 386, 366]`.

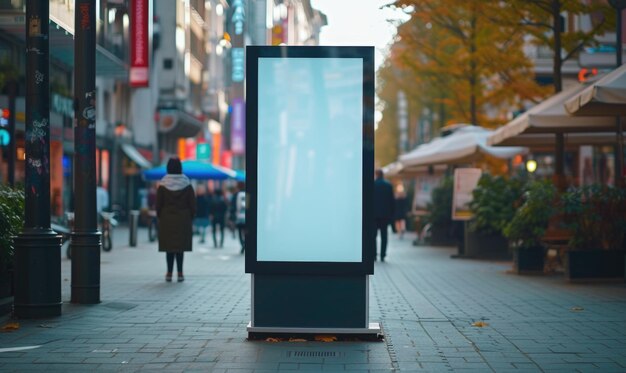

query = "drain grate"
[288, 351, 338, 358]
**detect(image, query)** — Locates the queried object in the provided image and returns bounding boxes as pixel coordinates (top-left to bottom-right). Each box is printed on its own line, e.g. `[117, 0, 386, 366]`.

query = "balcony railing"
[0, 0, 126, 62]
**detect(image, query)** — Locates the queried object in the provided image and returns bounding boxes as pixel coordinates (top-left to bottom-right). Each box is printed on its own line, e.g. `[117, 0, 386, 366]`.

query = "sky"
[309, 0, 408, 69]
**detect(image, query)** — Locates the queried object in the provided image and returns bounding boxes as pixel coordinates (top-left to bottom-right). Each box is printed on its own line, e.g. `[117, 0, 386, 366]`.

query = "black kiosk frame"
[245, 46, 378, 335]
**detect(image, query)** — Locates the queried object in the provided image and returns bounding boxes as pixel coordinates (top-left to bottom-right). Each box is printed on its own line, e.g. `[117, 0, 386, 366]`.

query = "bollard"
[129, 210, 140, 247]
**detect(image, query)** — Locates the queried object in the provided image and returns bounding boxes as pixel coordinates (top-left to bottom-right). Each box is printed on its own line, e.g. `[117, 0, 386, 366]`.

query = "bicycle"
[51, 212, 74, 259]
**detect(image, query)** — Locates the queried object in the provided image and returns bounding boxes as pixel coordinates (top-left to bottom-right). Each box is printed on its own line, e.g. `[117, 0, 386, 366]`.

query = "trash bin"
[129, 210, 140, 247]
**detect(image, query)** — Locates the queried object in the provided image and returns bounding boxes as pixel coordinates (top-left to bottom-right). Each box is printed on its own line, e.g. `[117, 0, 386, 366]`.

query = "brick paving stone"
[1, 229, 625, 371]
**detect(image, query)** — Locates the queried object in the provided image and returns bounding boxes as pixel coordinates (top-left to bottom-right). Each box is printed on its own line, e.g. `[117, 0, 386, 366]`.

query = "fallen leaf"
[471, 321, 488, 327]
[314, 335, 337, 342]
[571, 306, 584, 312]
[288, 338, 307, 342]
[1, 322, 20, 332]
[265, 337, 280, 343]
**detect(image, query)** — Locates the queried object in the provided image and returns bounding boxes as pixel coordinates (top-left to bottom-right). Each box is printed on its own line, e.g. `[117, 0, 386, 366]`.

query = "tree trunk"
[469, 8, 478, 124]
[552, 0, 563, 93]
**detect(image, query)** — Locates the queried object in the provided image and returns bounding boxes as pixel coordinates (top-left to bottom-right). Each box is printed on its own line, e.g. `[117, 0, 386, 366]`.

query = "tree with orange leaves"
[384, 0, 549, 127]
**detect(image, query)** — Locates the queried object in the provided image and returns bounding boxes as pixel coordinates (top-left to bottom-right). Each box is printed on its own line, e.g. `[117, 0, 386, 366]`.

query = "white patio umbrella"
[488, 82, 617, 147]
[564, 63, 626, 116]
[564, 64, 626, 184]
[489, 132, 625, 147]
[381, 161, 447, 178]
[487, 80, 625, 189]
[400, 125, 526, 168]
[381, 161, 404, 178]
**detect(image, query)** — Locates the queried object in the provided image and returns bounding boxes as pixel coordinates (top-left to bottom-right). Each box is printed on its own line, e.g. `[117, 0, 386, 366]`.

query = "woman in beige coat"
[156, 158, 196, 282]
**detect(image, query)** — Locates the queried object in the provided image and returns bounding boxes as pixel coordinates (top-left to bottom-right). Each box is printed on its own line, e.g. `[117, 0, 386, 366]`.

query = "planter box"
[465, 231, 511, 259]
[513, 246, 545, 274]
[0, 269, 13, 316]
[426, 225, 457, 247]
[566, 250, 625, 281]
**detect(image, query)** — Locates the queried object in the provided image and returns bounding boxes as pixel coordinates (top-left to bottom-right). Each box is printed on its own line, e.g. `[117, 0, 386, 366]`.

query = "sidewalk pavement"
[1, 226, 625, 372]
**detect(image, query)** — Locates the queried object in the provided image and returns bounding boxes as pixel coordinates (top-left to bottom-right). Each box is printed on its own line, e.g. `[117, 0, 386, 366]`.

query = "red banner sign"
[130, 0, 149, 87]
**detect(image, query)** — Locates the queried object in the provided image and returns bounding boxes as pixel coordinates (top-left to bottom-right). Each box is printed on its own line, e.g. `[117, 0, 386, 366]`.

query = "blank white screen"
[257, 57, 363, 262]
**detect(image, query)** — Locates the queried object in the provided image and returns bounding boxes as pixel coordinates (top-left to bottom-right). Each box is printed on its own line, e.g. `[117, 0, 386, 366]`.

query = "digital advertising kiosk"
[245, 46, 379, 336]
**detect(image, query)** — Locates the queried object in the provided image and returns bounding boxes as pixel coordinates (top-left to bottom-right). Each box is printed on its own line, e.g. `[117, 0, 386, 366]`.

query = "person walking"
[374, 169, 395, 262]
[211, 188, 228, 248]
[156, 158, 196, 282]
[394, 184, 408, 239]
[234, 184, 246, 254]
[194, 184, 211, 244]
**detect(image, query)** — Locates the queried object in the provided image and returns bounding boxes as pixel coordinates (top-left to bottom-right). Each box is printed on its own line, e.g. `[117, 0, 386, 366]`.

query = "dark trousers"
[237, 224, 245, 253]
[166, 252, 184, 273]
[376, 218, 390, 259]
[213, 218, 225, 247]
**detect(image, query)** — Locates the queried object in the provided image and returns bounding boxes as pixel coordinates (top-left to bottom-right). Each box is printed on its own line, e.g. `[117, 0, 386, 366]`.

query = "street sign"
[196, 143, 210, 160]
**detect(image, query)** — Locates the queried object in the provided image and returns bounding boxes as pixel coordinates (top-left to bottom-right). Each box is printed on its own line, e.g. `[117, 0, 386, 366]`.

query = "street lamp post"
[71, 0, 101, 304]
[609, 0, 626, 186]
[13, 0, 63, 318]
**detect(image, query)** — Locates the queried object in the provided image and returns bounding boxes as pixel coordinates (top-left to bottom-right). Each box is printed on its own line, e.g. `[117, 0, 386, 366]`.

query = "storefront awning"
[121, 144, 152, 169]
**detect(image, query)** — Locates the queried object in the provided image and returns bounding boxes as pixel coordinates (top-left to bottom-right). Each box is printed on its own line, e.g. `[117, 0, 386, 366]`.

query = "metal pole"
[554, 133, 566, 192]
[618, 8, 623, 66]
[6, 79, 17, 186]
[13, 0, 62, 318]
[618, 9, 625, 186]
[71, 0, 101, 304]
[617, 117, 624, 186]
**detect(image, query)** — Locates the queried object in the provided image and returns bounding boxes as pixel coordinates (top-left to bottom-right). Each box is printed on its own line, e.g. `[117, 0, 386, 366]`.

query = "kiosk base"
[250, 273, 379, 338]
[247, 322, 382, 339]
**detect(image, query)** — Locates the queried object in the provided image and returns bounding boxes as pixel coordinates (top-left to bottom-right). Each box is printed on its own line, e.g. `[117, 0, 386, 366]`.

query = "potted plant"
[0, 185, 24, 316]
[424, 175, 457, 246]
[466, 174, 525, 259]
[503, 180, 556, 274]
[561, 185, 626, 281]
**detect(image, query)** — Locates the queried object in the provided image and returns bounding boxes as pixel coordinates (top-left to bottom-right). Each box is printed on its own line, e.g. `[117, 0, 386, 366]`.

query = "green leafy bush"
[0, 186, 24, 270]
[561, 185, 626, 250]
[503, 180, 556, 249]
[469, 174, 526, 236]
[425, 175, 453, 230]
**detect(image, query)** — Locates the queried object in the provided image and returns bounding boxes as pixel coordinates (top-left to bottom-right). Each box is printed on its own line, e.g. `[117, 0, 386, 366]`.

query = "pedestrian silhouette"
[394, 185, 408, 239]
[194, 184, 211, 244]
[374, 169, 395, 261]
[211, 188, 228, 248]
[234, 183, 246, 254]
[156, 158, 196, 282]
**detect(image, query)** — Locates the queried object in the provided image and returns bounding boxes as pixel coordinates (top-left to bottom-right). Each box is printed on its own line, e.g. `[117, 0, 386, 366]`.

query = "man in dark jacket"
[374, 169, 395, 261]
